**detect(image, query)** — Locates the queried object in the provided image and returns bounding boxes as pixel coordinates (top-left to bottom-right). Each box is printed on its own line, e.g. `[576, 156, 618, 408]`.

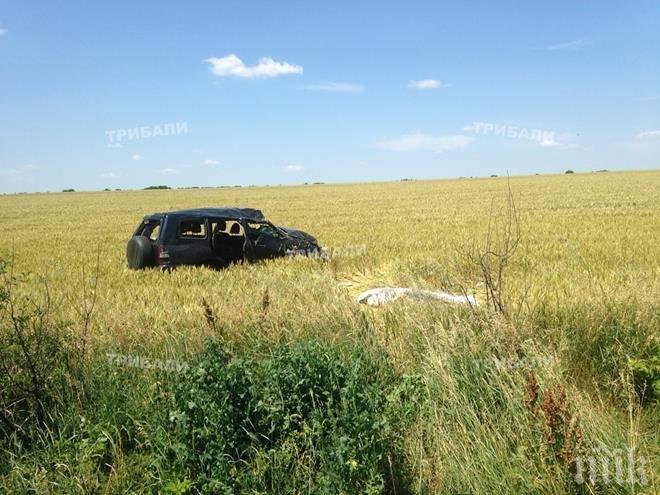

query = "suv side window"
[247, 222, 282, 238]
[137, 220, 161, 240]
[179, 219, 207, 239]
[145, 223, 160, 241]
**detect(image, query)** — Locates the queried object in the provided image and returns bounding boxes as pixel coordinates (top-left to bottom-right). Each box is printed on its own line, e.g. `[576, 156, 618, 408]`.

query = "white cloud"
[618, 130, 660, 152]
[203, 159, 219, 166]
[285, 165, 304, 172]
[538, 137, 574, 149]
[636, 130, 660, 140]
[0, 164, 40, 177]
[159, 168, 179, 175]
[204, 54, 303, 78]
[101, 172, 117, 179]
[302, 82, 364, 93]
[132, 154, 144, 160]
[408, 79, 443, 90]
[618, 141, 659, 153]
[536, 132, 580, 150]
[539, 136, 561, 148]
[0, 28, 7, 36]
[547, 39, 591, 51]
[374, 133, 472, 153]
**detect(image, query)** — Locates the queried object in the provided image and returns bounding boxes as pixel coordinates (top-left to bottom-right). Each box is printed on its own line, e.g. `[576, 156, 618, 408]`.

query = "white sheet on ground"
[356, 287, 476, 307]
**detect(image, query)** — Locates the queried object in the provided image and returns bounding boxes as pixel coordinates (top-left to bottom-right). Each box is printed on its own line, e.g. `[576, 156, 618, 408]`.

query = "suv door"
[243, 221, 288, 261]
[167, 218, 214, 267]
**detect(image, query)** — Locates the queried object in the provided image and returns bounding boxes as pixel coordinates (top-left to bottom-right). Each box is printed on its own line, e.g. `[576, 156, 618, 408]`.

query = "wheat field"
[0, 170, 658, 493]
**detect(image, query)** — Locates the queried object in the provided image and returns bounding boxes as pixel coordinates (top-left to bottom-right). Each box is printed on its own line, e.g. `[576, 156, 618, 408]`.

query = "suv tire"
[127, 235, 155, 269]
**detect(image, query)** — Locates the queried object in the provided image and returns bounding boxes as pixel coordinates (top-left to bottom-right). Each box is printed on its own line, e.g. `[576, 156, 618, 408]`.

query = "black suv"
[126, 207, 320, 269]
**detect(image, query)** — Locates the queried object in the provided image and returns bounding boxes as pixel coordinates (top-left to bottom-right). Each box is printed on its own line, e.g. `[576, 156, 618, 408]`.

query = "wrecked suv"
[126, 207, 320, 269]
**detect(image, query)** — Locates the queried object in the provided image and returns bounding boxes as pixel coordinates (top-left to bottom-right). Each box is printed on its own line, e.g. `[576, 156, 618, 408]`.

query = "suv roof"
[143, 207, 266, 222]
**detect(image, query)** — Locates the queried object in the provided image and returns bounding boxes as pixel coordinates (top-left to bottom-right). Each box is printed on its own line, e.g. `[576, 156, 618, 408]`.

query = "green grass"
[0, 171, 658, 493]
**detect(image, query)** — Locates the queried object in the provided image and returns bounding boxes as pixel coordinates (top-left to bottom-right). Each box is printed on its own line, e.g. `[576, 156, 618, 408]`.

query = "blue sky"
[0, 0, 658, 192]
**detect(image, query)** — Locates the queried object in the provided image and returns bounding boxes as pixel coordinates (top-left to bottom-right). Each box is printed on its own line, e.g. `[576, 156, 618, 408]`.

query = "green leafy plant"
[165, 339, 421, 494]
[628, 357, 660, 404]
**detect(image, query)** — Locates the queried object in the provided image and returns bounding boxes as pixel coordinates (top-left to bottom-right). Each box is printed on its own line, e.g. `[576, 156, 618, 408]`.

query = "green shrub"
[628, 357, 660, 404]
[165, 339, 421, 494]
[0, 262, 78, 448]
